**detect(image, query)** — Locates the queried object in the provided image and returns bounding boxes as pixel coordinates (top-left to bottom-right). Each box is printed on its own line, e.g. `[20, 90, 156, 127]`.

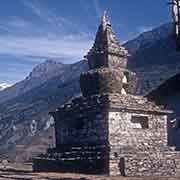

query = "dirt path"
[0, 171, 179, 180]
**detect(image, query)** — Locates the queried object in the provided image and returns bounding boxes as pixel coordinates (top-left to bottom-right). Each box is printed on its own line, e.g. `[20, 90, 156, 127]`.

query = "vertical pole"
[176, 0, 180, 49]
[171, 0, 180, 50]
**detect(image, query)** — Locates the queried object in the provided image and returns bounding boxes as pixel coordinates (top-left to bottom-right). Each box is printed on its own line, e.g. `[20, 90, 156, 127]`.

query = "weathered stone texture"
[52, 108, 108, 147]
[35, 91, 176, 176]
[124, 152, 180, 177]
[107, 110, 180, 177]
[107, 111, 180, 176]
[33, 145, 108, 174]
[80, 68, 137, 97]
[52, 93, 169, 150]
[107, 54, 127, 69]
[108, 112, 168, 149]
[86, 14, 128, 70]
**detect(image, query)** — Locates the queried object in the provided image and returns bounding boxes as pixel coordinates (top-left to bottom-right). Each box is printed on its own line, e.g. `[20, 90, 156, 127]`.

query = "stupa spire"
[85, 12, 128, 69]
[101, 11, 110, 31]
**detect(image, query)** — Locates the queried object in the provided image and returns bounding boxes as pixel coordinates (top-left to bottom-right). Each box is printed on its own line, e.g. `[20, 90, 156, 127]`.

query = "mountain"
[147, 72, 180, 115]
[1, 23, 180, 161]
[0, 60, 71, 104]
[124, 23, 180, 95]
[125, 23, 174, 66]
[0, 60, 88, 161]
[0, 83, 12, 91]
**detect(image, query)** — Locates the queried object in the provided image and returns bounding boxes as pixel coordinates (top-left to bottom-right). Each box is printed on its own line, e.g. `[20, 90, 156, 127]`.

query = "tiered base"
[33, 145, 108, 174]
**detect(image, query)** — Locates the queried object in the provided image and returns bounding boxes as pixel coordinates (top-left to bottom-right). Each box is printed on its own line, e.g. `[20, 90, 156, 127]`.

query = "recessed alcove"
[131, 115, 149, 129]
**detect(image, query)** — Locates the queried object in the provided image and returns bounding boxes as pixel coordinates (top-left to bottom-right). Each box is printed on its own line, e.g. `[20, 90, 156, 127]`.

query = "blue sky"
[0, 0, 171, 84]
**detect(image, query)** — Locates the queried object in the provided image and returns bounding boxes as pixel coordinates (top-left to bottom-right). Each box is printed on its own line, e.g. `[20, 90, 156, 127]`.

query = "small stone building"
[33, 13, 180, 177]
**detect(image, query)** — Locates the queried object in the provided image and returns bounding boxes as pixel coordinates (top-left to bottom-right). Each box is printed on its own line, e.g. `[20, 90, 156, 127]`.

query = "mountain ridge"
[0, 60, 71, 104]
[0, 83, 12, 91]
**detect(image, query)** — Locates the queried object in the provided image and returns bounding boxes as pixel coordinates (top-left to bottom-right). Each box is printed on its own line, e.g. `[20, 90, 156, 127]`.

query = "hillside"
[125, 23, 180, 95]
[0, 60, 72, 104]
[0, 60, 88, 161]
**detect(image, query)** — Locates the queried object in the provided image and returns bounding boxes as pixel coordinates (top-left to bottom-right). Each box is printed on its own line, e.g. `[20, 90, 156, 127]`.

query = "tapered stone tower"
[80, 12, 137, 97]
[33, 13, 180, 177]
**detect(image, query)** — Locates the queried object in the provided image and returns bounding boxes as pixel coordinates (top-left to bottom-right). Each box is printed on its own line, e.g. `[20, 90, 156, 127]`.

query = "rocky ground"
[0, 171, 179, 180]
[0, 163, 179, 180]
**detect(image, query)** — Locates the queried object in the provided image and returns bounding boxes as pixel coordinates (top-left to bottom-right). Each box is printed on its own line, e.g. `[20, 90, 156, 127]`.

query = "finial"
[101, 11, 110, 30]
[103, 11, 107, 19]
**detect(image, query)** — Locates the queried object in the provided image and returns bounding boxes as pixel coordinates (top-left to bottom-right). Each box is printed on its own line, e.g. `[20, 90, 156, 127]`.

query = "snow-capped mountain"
[0, 83, 12, 91]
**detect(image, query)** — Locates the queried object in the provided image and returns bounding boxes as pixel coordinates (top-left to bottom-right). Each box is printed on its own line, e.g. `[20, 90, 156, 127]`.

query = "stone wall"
[109, 151, 180, 177]
[52, 94, 166, 149]
[108, 111, 180, 176]
[80, 68, 124, 97]
[107, 54, 127, 69]
[108, 111, 168, 150]
[33, 145, 108, 174]
[87, 53, 108, 70]
[80, 68, 137, 97]
[46, 94, 173, 176]
[52, 99, 109, 147]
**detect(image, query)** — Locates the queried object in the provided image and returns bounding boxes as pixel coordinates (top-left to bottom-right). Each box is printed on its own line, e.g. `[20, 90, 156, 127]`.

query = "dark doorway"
[119, 157, 125, 176]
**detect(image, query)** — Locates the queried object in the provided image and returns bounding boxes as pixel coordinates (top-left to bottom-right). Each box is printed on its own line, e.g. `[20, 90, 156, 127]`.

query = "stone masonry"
[33, 12, 180, 177]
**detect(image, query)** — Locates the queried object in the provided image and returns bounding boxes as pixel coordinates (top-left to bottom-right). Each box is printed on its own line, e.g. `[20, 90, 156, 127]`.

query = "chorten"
[86, 11, 128, 69]
[80, 12, 137, 97]
[33, 13, 180, 177]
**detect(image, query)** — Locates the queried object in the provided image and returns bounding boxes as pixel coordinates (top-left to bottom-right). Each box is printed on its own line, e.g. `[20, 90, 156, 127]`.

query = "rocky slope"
[0, 60, 88, 161]
[125, 23, 180, 95]
[1, 23, 180, 161]
[0, 60, 72, 104]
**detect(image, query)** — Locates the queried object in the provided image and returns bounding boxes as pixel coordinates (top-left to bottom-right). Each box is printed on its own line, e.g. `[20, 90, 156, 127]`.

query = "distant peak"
[0, 83, 12, 91]
[28, 59, 67, 79]
[45, 59, 55, 63]
[44, 59, 60, 64]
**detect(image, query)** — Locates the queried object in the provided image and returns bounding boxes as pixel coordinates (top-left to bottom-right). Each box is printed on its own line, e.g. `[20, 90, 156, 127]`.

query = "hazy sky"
[0, 0, 172, 84]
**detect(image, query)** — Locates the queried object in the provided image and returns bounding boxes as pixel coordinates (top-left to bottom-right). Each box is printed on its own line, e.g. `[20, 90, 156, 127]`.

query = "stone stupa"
[33, 12, 180, 177]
